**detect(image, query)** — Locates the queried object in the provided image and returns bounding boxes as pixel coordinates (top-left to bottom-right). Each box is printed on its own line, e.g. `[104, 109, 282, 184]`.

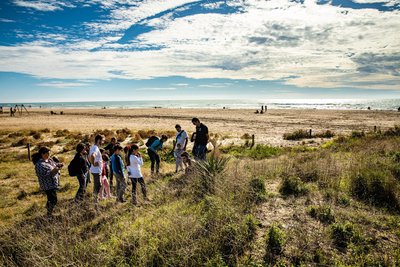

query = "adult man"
[89, 135, 104, 202]
[171, 124, 188, 151]
[191, 118, 209, 160]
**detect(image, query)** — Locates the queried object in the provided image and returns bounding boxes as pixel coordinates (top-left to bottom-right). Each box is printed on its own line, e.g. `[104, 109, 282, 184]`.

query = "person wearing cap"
[32, 147, 64, 216]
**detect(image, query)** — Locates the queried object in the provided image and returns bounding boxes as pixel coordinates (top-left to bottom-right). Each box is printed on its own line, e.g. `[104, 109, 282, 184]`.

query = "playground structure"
[5, 104, 30, 116]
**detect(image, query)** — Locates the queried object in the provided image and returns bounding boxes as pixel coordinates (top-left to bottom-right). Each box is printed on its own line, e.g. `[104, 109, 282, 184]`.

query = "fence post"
[374, 126, 377, 132]
[250, 134, 255, 148]
[27, 143, 31, 161]
[309, 129, 312, 138]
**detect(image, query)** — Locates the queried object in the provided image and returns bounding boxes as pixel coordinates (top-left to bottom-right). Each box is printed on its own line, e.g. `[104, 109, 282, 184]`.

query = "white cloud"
[0, 18, 15, 23]
[13, 0, 76, 11]
[171, 83, 189, 86]
[199, 83, 232, 88]
[135, 87, 177, 91]
[37, 81, 91, 88]
[2, 0, 400, 90]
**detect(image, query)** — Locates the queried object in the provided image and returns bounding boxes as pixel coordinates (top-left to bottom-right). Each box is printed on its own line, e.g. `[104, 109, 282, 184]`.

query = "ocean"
[1, 99, 400, 110]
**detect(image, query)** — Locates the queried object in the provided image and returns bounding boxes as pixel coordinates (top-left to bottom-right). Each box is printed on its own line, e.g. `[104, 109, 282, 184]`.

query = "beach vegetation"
[308, 205, 335, 224]
[283, 129, 335, 140]
[279, 176, 309, 197]
[1, 125, 400, 266]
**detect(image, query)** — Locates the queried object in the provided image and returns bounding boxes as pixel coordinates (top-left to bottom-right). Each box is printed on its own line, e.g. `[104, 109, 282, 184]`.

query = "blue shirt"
[149, 139, 163, 152]
[110, 154, 124, 175]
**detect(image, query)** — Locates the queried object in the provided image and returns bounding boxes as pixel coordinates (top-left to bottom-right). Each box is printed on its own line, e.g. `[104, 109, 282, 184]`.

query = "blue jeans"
[193, 144, 207, 160]
[147, 149, 160, 173]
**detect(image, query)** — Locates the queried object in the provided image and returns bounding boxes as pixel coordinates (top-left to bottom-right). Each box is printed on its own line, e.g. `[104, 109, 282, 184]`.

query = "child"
[98, 154, 111, 200]
[174, 143, 184, 173]
[127, 144, 148, 205]
[181, 152, 193, 174]
[110, 145, 127, 203]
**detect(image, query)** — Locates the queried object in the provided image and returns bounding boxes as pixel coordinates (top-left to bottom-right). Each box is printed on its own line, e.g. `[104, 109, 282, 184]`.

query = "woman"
[147, 135, 168, 175]
[128, 144, 148, 205]
[32, 147, 63, 216]
[73, 143, 89, 201]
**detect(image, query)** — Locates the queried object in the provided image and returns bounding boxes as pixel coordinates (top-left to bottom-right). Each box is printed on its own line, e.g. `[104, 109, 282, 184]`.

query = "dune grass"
[1, 126, 400, 266]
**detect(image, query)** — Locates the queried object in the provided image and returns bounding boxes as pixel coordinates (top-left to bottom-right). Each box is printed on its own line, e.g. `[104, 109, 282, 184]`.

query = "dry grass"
[1, 126, 400, 266]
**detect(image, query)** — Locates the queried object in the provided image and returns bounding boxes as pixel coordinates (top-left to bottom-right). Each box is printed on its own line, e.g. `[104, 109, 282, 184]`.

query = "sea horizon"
[1, 98, 400, 111]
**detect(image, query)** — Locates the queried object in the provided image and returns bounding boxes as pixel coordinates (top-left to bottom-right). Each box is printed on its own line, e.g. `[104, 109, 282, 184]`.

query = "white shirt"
[128, 154, 143, 178]
[89, 144, 102, 174]
[175, 130, 188, 148]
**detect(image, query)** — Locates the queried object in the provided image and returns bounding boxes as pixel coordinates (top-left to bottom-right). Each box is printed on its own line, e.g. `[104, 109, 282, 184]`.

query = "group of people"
[32, 118, 209, 216]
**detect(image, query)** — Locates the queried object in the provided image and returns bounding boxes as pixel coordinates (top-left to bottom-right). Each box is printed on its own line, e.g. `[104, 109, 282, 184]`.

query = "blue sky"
[0, 0, 399, 102]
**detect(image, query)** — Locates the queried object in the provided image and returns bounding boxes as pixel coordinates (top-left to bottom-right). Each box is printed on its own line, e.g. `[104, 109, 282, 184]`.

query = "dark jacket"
[74, 153, 88, 175]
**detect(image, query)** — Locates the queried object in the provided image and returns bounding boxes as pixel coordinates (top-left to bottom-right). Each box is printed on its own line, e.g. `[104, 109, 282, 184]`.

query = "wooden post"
[250, 134, 255, 148]
[374, 126, 377, 132]
[27, 143, 31, 161]
[309, 129, 312, 138]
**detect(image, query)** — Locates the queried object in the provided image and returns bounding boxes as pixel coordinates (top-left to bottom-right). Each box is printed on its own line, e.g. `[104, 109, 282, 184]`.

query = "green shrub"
[11, 137, 30, 147]
[393, 152, 400, 163]
[247, 177, 267, 204]
[8, 131, 24, 138]
[220, 144, 281, 159]
[266, 225, 286, 255]
[331, 221, 361, 250]
[283, 130, 310, 140]
[308, 205, 335, 224]
[279, 176, 309, 197]
[383, 125, 400, 137]
[194, 154, 229, 198]
[39, 128, 51, 133]
[337, 194, 350, 207]
[54, 129, 70, 137]
[246, 145, 281, 160]
[315, 130, 335, 138]
[350, 169, 400, 211]
[351, 131, 365, 138]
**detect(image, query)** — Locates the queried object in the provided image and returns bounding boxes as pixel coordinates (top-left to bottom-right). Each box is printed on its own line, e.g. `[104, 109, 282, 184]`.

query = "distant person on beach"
[127, 144, 148, 205]
[255, 110, 259, 114]
[398, 107, 400, 112]
[32, 147, 63, 216]
[72, 143, 89, 201]
[98, 154, 111, 200]
[147, 135, 168, 175]
[0, 106, 3, 114]
[104, 137, 117, 190]
[89, 135, 104, 203]
[10, 107, 14, 117]
[110, 145, 127, 202]
[191, 118, 209, 160]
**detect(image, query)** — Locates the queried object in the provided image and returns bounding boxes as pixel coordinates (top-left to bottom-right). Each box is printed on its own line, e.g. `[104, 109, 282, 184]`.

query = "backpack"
[68, 154, 80, 177]
[145, 136, 159, 147]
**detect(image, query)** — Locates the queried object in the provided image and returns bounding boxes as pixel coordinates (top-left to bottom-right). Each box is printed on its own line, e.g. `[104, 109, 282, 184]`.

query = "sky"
[0, 0, 399, 103]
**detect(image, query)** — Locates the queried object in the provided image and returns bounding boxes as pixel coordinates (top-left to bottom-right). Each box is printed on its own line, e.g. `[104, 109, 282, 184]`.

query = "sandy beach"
[1, 108, 398, 146]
